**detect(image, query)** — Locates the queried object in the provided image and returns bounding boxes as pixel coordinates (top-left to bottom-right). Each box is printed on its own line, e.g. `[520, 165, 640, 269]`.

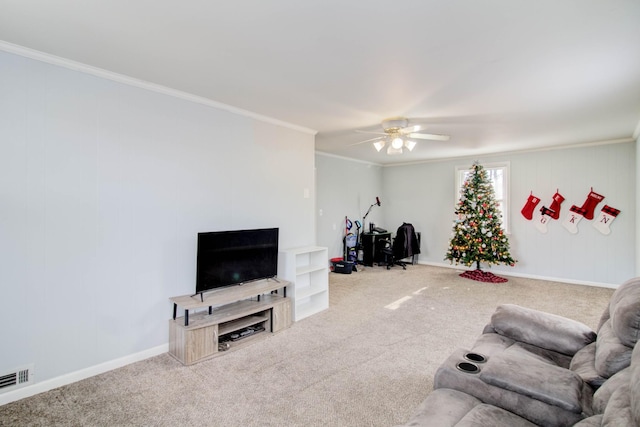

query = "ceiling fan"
[353, 117, 450, 155]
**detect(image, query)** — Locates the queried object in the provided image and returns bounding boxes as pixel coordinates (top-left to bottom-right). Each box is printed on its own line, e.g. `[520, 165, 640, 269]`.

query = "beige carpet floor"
[0, 265, 614, 427]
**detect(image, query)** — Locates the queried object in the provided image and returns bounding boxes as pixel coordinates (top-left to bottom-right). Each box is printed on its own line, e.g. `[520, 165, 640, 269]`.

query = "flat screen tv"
[195, 228, 279, 295]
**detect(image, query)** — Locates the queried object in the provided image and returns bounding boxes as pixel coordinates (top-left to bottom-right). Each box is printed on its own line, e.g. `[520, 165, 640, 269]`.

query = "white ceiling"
[1, 0, 639, 165]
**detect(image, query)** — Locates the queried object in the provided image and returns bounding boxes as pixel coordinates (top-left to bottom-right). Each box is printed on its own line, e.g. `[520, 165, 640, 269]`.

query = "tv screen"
[195, 228, 279, 294]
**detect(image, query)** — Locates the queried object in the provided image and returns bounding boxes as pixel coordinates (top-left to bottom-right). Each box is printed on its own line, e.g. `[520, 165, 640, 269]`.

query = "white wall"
[383, 143, 635, 286]
[0, 50, 316, 394]
[315, 154, 383, 259]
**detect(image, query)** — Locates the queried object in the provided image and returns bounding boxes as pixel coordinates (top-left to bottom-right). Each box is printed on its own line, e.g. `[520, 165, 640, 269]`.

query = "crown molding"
[0, 41, 317, 136]
[383, 137, 635, 168]
[315, 150, 383, 167]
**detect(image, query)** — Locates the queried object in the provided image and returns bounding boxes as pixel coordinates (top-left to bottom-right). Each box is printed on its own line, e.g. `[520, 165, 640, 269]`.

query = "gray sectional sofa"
[401, 277, 640, 426]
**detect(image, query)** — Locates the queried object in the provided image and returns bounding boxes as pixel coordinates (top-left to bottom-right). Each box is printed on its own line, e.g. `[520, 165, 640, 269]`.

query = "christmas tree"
[445, 162, 516, 282]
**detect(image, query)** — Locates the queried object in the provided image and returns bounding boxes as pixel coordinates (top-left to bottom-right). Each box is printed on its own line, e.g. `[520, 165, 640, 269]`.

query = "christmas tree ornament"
[534, 206, 556, 234]
[592, 205, 620, 235]
[562, 205, 587, 234]
[520, 192, 540, 220]
[445, 162, 516, 283]
[577, 188, 605, 220]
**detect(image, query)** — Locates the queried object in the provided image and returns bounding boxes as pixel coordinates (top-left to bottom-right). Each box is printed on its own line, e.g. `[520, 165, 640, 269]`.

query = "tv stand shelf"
[168, 279, 291, 365]
[219, 314, 268, 336]
[170, 278, 287, 326]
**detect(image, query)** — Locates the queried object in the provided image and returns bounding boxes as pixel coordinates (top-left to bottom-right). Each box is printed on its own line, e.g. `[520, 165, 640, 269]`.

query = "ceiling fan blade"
[348, 136, 385, 146]
[409, 132, 450, 141]
[355, 129, 387, 136]
[400, 125, 422, 133]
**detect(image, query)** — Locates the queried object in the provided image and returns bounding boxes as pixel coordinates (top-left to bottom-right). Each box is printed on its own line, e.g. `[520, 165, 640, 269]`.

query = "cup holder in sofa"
[455, 361, 480, 374]
[463, 352, 487, 363]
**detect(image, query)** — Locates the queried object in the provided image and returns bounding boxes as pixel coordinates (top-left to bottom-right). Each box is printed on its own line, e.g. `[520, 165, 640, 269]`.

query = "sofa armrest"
[491, 304, 596, 356]
[479, 351, 585, 413]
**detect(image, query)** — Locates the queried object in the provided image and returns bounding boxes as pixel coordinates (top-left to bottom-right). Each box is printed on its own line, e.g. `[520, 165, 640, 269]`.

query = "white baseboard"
[418, 261, 619, 289]
[0, 344, 169, 406]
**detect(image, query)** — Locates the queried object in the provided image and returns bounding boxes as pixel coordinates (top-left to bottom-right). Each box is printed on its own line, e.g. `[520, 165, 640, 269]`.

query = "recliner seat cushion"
[570, 343, 606, 388]
[456, 404, 538, 427]
[400, 388, 539, 427]
[401, 388, 482, 426]
[572, 414, 603, 426]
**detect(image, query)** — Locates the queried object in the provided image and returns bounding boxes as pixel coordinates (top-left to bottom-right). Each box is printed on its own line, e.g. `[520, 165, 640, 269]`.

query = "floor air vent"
[0, 365, 34, 394]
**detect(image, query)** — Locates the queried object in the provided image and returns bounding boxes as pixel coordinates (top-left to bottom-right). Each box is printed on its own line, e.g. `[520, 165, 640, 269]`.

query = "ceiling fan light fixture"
[354, 117, 450, 156]
[386, 145, 403, 155]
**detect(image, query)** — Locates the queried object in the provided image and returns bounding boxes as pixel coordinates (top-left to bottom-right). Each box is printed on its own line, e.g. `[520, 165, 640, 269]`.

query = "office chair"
[379, 238, 402, 270]
[392, 223, 420, 267]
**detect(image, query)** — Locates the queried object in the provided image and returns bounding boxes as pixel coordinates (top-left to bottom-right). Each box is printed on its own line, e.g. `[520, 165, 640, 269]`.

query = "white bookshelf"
[278, 246, 329, 321]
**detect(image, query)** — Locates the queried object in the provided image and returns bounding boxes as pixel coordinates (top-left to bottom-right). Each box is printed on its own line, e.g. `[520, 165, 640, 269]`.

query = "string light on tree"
[445, 162, 516, 282]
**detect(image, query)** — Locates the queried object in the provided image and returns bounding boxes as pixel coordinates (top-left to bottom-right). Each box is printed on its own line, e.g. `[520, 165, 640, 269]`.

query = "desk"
[361, 232, 392, 266]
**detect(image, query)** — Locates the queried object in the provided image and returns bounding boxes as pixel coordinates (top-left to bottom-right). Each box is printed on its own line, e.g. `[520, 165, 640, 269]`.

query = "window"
[455, 162, 510, 233]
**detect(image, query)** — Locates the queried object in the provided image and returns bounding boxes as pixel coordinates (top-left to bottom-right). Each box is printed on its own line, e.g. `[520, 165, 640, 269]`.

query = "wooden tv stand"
[168, 279, 291, 365]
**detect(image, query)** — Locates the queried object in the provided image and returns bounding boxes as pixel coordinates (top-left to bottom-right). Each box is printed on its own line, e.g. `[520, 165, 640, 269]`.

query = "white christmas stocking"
[534, 206, 555, 234]
[562, 205, 586, 234]
[592, 205, 620, 235]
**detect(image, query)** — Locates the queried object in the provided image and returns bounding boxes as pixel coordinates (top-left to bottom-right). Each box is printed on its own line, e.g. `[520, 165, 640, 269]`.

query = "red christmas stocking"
[521, 192, 540, 220]
[547, 191, 564, 220]
[578, 188, 605, 220]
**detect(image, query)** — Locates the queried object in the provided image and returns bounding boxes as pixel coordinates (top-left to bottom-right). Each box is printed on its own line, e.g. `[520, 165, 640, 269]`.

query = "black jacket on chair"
[393, 223, 421, 260]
